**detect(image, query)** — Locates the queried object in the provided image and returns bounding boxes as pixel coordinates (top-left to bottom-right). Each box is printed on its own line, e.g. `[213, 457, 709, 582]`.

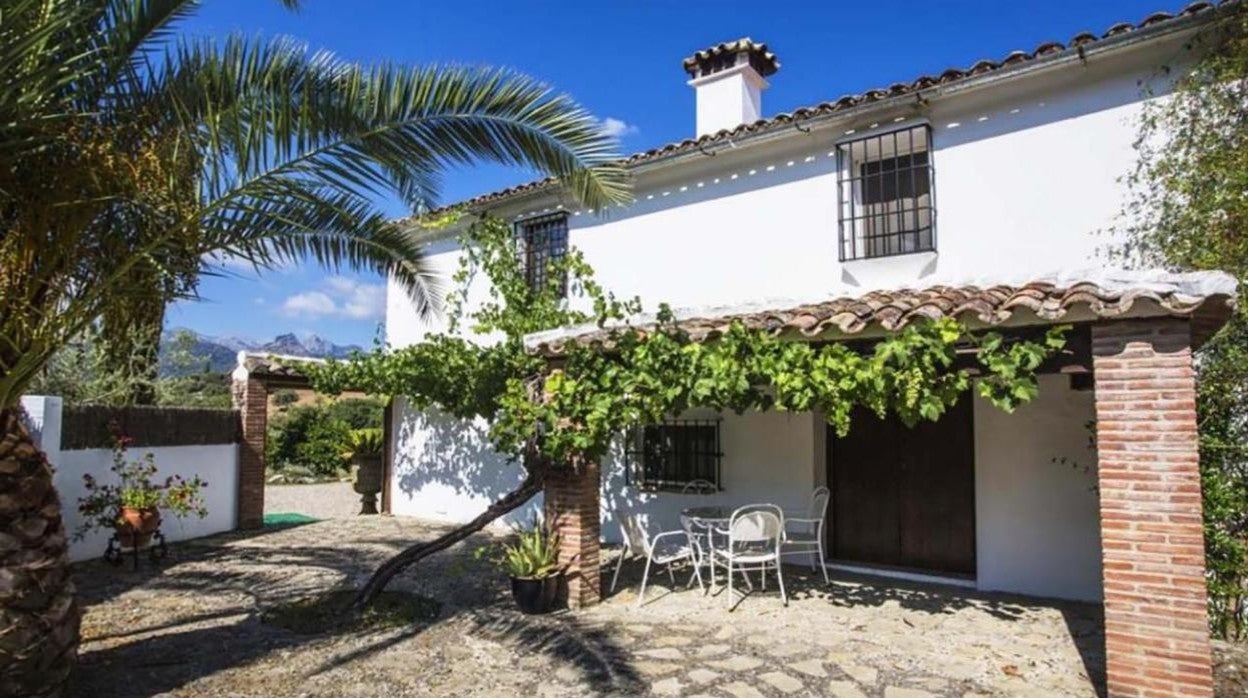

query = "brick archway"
[231, 352, 392, 529]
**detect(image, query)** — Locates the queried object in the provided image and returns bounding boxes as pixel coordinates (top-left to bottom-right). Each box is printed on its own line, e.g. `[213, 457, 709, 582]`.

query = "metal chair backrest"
[619, 514, 651, 556]
[728, 504, 783, 549]
[809, 486, 830, 521]
[681, 479, 716, 495]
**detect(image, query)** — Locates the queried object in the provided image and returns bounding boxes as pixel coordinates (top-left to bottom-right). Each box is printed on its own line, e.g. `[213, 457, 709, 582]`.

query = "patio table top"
[680, 505, 732, 524]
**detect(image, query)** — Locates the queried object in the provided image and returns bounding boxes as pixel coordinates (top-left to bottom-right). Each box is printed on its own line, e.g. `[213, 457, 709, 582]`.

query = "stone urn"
[352, 455, 383, 515]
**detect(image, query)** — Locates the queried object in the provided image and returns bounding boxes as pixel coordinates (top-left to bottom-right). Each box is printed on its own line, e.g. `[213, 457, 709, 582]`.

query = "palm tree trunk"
[0, 408, 80, 697]
[351, 467, 545, 611]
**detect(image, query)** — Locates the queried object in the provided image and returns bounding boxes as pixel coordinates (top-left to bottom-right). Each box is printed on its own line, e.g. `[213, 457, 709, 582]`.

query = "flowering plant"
[75, 427, 208, 540]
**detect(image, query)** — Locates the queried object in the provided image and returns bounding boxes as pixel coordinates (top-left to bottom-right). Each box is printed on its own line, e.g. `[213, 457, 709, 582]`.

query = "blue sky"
[168, 0, 1167, 346]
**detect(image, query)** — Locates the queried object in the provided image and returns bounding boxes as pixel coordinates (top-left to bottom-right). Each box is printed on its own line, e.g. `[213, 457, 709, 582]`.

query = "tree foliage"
[305, 215, 1067, 607]
[1110, 3, 1248, 639]
[0, 0, 631, 410]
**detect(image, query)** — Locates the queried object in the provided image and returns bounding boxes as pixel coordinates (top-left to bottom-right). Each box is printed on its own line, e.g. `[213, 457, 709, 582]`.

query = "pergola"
[523, 270, 1236, 697]
[227, 270, 1234, 696]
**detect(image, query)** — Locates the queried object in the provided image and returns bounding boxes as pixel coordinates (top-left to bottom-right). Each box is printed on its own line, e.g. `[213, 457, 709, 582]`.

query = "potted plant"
[481, 519, 565, 614]
[344, 428, 384, 515]
[77, 432, 208, 549]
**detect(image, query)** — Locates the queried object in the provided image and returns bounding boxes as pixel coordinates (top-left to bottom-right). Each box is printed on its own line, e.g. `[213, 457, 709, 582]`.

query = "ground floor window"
[625, 418, 721, 492]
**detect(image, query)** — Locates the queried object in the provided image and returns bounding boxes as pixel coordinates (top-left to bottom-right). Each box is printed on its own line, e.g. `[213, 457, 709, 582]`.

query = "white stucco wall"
[599, 409, 819, 544]
[20, 395, 240, 562]
[973, 374, 1102, 601]
[387, 403, 821, 542]
[387, 398, 542, 527]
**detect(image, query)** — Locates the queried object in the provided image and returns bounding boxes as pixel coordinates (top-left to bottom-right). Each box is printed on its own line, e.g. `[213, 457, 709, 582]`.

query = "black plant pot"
[510, 575, 559, 614]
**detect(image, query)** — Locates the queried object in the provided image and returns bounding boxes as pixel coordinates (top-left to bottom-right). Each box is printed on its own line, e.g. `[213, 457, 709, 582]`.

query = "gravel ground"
[264, 482, 361, 520]
[70, 517, 1247, 697]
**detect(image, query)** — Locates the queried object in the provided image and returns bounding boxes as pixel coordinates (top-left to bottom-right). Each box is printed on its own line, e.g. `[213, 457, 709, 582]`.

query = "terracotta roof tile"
[682, 37, 780, 78]
[419, 1, 1230, 218]
[523, 272, 1238, 357]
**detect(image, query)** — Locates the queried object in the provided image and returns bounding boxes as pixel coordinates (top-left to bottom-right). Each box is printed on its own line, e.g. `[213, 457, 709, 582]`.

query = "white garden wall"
[21, 396, 240, 562]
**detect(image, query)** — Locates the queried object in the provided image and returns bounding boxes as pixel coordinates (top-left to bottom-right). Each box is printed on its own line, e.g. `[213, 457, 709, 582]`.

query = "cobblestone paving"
[74, 517, 1114, 696]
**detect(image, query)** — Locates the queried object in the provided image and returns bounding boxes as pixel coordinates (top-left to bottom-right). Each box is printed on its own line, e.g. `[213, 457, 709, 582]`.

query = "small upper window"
[625, 419, 722, 492]
[516, 213, 569, 297]
[837, 124, 935, 261]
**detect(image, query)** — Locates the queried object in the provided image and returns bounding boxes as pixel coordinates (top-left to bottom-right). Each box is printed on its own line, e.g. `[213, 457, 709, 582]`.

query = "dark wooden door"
[829, 397, 976, 575]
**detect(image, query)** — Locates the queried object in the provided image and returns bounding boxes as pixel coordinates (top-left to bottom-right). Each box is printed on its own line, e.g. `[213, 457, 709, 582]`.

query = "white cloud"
[280, 276, 386, 320]
[598, 117, 639, 139]
[282, 291, 337, 316]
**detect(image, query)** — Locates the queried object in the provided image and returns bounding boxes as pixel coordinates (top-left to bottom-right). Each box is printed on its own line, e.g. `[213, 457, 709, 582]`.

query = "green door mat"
[263, 513, 321, 526]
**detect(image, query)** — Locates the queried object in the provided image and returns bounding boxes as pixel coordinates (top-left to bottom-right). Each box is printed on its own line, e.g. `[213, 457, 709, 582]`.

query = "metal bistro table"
[680, 505, 733, 586]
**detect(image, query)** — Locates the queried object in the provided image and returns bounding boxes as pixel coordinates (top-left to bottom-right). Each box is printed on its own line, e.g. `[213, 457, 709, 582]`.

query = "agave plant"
[0, 1, 627, 693]
[343, 428, 384, 460]
[499, 520, 563, 580]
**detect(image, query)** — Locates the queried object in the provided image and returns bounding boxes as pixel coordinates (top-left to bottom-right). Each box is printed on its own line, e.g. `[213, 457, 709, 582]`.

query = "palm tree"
[0, 1, 628, 693]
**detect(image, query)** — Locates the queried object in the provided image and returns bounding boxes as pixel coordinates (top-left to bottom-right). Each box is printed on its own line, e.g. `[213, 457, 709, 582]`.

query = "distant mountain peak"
[159, 329, 362, 376]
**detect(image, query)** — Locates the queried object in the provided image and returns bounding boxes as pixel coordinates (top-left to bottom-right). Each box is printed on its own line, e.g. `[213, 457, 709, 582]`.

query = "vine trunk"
[351, 466, 547, 611]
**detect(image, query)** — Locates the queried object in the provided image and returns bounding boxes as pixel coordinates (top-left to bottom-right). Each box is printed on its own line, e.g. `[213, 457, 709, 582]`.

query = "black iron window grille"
[625, 419, 722, 492]
[515, 212, 569, 297]
[837, 124, 936, 261]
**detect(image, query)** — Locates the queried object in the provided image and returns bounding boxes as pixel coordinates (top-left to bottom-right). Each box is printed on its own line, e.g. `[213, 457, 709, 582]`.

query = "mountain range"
[160, 329, 363, 375]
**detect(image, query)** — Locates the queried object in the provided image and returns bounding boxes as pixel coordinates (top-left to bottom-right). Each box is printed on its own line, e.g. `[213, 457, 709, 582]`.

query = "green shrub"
[326, 397, 384, 430]
[266, 404, 351, 479]
[272, 389, 300, 408]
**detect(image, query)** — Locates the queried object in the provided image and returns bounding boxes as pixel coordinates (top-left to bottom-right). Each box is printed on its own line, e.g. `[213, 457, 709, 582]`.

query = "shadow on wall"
[391, 400, 540, 527]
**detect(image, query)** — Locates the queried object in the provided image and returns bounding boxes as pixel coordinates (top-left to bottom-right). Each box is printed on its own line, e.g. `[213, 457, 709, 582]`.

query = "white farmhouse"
[374, 4, 1236, 694]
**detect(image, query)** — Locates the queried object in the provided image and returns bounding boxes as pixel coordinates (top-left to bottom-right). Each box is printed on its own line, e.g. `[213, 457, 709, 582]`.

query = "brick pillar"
[1092, 319, 1212, 697]
[544, 461, 601, 609]
[232, 376, 267, 530]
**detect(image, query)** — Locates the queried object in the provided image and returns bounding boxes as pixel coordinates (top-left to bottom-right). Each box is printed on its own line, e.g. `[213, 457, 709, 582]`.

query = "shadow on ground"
[71, 521, 641, 697]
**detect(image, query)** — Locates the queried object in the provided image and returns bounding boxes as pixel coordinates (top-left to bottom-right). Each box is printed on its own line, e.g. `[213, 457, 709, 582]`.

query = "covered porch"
[529, 271, 1236, 697]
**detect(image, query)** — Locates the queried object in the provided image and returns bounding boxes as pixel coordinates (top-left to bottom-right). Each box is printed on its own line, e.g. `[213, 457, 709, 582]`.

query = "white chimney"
[683, 38, 779, 137]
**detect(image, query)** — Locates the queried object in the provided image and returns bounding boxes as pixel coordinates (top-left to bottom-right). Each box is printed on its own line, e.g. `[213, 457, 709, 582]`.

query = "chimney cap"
[683, 37, 780, 80]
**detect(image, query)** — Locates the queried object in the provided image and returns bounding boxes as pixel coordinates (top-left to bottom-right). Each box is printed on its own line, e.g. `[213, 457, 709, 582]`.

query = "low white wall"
[56, 444, 239, 561]
[21, 396, 240, 562]
[973, 374, 1102, 601]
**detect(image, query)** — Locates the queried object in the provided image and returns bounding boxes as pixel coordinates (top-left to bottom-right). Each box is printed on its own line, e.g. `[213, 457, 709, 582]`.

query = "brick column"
[1092, 319, 1212, 697]
[232, 376, 267, 530]
[544, 461, 601, 609]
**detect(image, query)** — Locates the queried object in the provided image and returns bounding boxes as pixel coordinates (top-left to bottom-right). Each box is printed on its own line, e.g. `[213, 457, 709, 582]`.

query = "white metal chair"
[609, 513, 704, 607]
[680, 479, 717, 495]
[712, 504, 787, 609]
[783, 486, 830, 584]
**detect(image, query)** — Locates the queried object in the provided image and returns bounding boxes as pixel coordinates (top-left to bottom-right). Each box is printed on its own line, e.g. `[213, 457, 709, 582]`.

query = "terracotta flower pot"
[115, 506, 161, 548]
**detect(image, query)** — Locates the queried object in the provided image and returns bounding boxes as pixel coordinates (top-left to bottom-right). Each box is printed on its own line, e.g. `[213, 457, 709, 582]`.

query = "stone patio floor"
[71, 516, 1239, 697]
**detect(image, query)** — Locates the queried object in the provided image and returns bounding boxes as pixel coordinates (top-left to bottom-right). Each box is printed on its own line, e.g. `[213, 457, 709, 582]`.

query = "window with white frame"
[625, 419, 722, 492]
[836, 124, 935, 261]
[515, 212, 569, 297]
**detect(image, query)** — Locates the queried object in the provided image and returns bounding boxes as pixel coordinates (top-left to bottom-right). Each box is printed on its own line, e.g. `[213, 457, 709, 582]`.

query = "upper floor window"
[516, 212, 569, 297]
[837, 124, 935, 261]
[625, 419, 722, 492]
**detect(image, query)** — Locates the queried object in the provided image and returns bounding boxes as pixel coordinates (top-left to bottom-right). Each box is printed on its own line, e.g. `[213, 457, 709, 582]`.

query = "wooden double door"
[827, 397, 976, 576]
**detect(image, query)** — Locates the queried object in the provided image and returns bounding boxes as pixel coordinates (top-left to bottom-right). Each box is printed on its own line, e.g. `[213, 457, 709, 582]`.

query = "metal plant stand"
[104, 529, 169, 570]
